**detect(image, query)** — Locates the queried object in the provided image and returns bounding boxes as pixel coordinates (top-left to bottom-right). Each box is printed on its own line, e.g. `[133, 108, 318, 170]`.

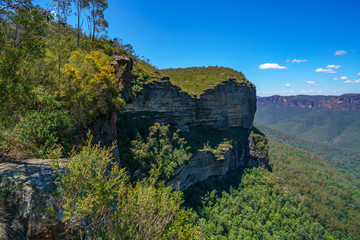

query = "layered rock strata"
[124, 77, 266, 189]
[170, 135, 268, 191]
[125, 78, 256, 131]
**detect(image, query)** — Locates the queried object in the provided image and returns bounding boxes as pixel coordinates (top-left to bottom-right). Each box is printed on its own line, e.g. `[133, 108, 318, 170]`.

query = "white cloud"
[305, 81, 318, 85]
[332, 77, 339, 80]
[344, 79, 360, 84]
[358, 73, 360, 76]
[285, 83, 291, 87]
[327, 65, 341, 69]
[340, 76, 348, 80]
[315, 68, 337, 74]
[335, 50, 346, 55]
[259, 63, 287, 70]
[292, 59, 308, 63]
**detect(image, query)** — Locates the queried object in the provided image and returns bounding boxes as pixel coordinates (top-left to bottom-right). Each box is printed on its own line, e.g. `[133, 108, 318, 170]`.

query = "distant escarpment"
[126, 78, 256, 131]
[255, 94, 360, 150]
[257, 94, 360, 111]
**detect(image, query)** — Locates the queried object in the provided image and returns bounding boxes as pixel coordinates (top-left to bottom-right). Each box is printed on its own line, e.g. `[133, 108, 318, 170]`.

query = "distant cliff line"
[257, 94, 360, 111]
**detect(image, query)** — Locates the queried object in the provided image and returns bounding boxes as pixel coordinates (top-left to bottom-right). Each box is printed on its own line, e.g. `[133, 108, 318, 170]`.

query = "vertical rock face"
[124, 77, 266, 190]
[126, 78, 257, 131]
[125, 79, 196, 131]
[170, 135, 268, 191]
[111, 55, 134, 103]
[195, 80, 256, 130]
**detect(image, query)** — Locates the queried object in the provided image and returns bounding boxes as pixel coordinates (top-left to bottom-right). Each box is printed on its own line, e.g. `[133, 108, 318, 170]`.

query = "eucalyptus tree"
[87, 0, 108, 41]
[0, 0, 32, 12]
[52, 0, 71, 75]
[73, 0, 89, 43]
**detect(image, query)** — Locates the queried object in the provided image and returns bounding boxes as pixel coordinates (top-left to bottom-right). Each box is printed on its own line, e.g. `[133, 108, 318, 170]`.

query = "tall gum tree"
[87, 0, 108, 41]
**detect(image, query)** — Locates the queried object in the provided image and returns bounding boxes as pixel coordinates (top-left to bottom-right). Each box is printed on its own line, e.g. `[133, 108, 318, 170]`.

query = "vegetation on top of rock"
[200, 140, 233, 160]
[160, 66, 254, 96]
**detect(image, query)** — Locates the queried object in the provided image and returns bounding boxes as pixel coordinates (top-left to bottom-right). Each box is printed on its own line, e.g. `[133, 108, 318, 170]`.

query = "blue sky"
[38, 0, 360, 96]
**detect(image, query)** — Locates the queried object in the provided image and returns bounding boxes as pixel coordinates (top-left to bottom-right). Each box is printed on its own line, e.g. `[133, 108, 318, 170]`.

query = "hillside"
[160, 66, 254, 96]
[255, 95, 360, 150]
[255, 123, 360, 177]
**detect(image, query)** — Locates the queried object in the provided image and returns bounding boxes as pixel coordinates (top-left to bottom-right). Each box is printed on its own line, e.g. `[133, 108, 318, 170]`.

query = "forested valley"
[0, 1, 359, 239]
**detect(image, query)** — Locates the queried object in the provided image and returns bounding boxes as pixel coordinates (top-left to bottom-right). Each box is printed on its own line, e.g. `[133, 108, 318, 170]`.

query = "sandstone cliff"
[121, 75, 267, 190]
[170, 132, 268, 191]
[126, 78, 256, 131]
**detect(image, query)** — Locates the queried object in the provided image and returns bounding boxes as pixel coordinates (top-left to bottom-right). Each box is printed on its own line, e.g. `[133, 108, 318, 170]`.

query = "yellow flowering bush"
[61, 50, 124, 124]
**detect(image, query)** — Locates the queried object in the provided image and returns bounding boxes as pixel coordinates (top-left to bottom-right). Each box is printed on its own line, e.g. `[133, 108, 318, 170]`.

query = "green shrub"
[18, 110, 73, 157]
[1, 109, 73, 158]
[131, 122, 192, 181]
[200, 140, 233, 160]
[52, 135, 200, 239]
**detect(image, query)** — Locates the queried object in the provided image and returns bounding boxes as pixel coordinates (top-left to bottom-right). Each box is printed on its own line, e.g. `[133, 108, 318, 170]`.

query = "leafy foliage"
[87, 0, 108, 40]
[0, 2, 139, 158]
[199, 168, 337, 239]
[0, 5, 49, 114]
[268, 140, 360, 238]
[52, 135, 200, 239]
[60, 50, 124, 125]
[52, 136, 126, 230]
[185, 128, 359, 239]
[200, 140, 233, 161]
[131, 122, 192, 181]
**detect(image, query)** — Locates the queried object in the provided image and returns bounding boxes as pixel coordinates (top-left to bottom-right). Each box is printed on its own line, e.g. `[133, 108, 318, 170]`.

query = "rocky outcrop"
[111, 55, 134, 103]
[90, 116, 120, 163]
[257, 94, 360, 111]
[123, 76, 265, 190]
[126, 78, 256, 131]
[0, 159, 60, 240]
[169, 132, 268, 191]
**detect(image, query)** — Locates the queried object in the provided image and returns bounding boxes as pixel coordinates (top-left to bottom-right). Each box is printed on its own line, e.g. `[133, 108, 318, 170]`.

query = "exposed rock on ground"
[0, 159, 60, 240]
